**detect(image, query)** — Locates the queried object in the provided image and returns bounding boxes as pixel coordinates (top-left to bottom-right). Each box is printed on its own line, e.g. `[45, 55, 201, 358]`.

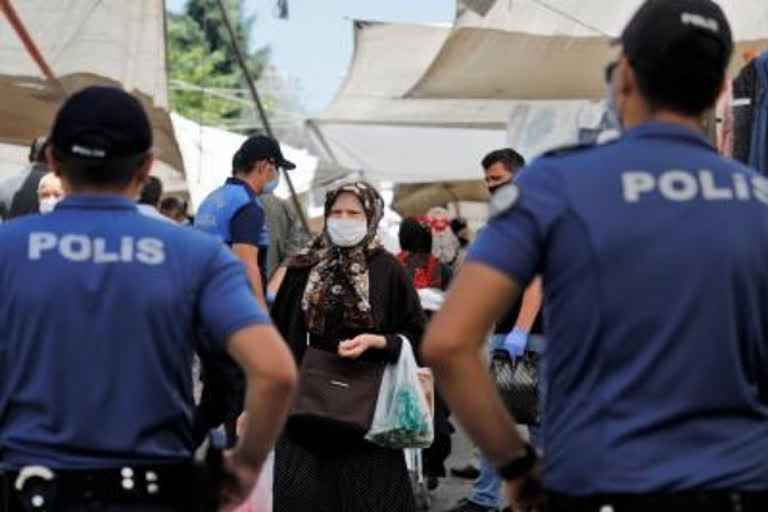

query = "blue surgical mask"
[262, 171, 280, 195]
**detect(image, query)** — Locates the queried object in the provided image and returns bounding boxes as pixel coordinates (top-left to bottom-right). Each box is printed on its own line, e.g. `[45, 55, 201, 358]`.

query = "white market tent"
[0, 0, 184, 187]
[172, 113, 318, 211]
[309, 1, 768, 185]
[307, 21, 520, 184]
[410, 0, 768, 100]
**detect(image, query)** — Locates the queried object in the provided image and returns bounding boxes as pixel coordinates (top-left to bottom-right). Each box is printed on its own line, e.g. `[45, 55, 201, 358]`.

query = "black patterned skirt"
[273, 432, 416, 512]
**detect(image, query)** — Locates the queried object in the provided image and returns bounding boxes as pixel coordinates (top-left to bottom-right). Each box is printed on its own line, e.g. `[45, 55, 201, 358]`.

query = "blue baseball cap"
[50, 86, 152, 162]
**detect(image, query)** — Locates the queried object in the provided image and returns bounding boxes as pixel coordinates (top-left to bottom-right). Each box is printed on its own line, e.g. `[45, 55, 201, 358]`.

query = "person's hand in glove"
[504, 327, 529, 357]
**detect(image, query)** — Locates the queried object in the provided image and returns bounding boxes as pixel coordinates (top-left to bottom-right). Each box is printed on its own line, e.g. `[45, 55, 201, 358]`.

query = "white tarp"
[408, 0, 768, 99]
[308, 21, 516, 184]
[172, 113, 317, 211]
[0, 0, 183, 170]
[308, 20, 607, 182]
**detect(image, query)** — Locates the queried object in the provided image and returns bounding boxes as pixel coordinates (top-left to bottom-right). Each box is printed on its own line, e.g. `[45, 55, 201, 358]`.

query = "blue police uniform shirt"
[469, 122, 768, 494]
[195, 178, 270, 284]
[0, 195, 270, 469]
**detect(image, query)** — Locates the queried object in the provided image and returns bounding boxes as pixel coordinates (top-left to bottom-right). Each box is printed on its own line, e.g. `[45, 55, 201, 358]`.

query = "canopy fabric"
[172, 113, 317, 211]
[307, 121, 505, 183]
[308, 20, 603, 182]
[408, 0, 768, 99]
[0, 0, 183, 170]
[308, 21, 514, 184]
[392, 181, 488, 217]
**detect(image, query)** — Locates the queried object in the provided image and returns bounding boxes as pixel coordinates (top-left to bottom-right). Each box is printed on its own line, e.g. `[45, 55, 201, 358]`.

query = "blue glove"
[504, 327, 529, 357]
[208, 425, 228, 449]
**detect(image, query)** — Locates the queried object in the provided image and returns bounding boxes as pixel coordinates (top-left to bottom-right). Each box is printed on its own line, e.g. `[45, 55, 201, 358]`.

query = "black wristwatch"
[496, 443, 538, 481]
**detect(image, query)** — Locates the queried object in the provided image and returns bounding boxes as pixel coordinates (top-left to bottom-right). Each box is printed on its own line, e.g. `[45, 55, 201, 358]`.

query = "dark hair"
[450, 216, 468, 236]
[481, 148, 525, 173]
[53, 149, 146, 189]
[160, 196, 185, 214]
[139, 176, 163, 206]
[399, 217, 433, 254]
[632, 35, 728, 116]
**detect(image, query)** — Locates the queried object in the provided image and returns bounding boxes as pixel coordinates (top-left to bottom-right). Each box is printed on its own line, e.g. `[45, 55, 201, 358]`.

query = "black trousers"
[546, 491, 768, 512]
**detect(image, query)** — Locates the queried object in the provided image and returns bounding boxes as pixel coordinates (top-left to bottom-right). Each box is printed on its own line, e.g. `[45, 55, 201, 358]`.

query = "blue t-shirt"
[0, 195, 270, 469]
[469, 122, 768, 494]
[196, 178, 270, 283]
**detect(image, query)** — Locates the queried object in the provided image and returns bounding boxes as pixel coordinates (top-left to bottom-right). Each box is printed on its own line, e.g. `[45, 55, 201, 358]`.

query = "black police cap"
[615, 0, 733, 70]
[232, 135, 296, 172]
[50, 86, 152, 162]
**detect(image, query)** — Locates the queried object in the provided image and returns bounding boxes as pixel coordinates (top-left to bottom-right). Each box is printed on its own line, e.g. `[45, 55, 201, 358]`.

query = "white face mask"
[39, 196, 60, 214]
[326, 217, 368, 247]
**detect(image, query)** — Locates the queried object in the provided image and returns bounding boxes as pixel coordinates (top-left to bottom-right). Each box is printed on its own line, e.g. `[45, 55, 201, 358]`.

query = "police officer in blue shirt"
[193, 137, 294, 451]
[195, 135, 294, 310]
[425, 1, 768, 511]
[0, 86, 297, 511]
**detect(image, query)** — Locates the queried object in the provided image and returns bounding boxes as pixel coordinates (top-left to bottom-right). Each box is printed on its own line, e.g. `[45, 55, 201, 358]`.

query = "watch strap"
[497, 443, 537, 481]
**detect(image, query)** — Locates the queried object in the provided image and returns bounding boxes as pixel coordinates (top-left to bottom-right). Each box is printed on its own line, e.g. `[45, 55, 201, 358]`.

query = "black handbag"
[289, 345, 385, 434]
[491, 349, 540, 426]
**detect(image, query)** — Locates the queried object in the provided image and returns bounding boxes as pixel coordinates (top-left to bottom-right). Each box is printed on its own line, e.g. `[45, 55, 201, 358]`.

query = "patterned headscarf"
[290, 181, 385, 335]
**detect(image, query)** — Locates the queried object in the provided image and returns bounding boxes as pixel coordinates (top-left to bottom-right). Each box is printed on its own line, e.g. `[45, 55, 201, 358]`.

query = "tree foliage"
[167, 0, 271, 127]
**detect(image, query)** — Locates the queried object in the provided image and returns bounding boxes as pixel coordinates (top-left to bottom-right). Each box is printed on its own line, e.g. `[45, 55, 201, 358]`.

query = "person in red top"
[397, 216, 453, 490]
[397, 216, 452, 292]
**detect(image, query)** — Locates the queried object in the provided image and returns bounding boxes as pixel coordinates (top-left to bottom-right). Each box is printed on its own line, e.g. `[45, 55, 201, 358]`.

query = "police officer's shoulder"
[0, 212, 47, 239]
[488, 182, 522, 218]
[538, 135, 621, 161]
[539, 141, 597, 159]
[135, 213, 223, 253]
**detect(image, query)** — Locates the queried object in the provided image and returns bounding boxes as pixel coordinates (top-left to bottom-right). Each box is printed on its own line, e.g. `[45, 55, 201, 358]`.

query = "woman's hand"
[338, 334, 387, 359]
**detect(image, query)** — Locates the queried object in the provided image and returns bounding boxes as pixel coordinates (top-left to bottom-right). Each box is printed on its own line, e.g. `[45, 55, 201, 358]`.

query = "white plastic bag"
[233, 450, 273, 512]
[365, 338, 434, 449]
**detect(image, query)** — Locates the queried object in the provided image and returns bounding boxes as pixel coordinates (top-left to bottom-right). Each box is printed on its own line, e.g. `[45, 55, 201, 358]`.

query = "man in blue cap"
[195, 135, 294, 310]
[0, 86, 297, 511]
[425, 1, 768, 511]
[193, 135, 294, 451]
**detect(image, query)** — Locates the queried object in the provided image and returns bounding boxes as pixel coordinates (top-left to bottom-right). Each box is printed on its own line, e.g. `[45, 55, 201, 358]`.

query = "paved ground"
[427, 425, 477, 511]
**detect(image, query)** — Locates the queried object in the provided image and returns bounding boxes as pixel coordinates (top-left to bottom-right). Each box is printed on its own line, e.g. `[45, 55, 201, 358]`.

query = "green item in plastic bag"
[365, 338, 434, 449]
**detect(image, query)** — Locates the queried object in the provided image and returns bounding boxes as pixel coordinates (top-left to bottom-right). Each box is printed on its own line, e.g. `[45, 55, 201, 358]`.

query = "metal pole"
[214, 0, 311, 234]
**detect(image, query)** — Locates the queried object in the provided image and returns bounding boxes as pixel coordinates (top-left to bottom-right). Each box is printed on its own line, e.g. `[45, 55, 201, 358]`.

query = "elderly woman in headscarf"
[270, 181, 425, 512]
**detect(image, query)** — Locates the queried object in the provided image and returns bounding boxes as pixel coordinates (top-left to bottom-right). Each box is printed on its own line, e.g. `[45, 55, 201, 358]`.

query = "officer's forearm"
[429, 348, 527, 467]
[235, 372, 295, 469]
[227, 325, 297, 470]
[515, 276, 542, 331]
[243, 260, 268, 311]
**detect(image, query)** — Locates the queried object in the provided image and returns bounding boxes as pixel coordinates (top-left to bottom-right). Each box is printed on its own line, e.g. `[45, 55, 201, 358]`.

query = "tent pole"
[0, 0, 67, 95]
[214, 0, 311, 235]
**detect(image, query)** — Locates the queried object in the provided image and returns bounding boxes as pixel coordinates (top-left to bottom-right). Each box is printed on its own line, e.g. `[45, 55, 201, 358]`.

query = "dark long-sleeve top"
[271, 248, 426, 366]
[271, 249, 426, 450]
